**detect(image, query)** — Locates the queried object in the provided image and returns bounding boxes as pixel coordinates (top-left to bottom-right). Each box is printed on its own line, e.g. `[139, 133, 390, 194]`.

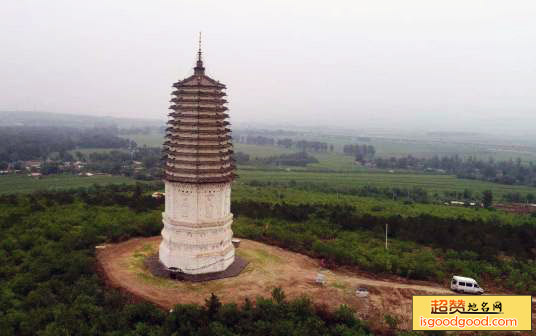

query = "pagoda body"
[159, 44, 236, 275]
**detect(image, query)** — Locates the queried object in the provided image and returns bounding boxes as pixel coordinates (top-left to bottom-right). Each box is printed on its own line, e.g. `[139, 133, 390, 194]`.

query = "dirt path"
[331, 270, 451, 294]
[96, 237, 530, 331]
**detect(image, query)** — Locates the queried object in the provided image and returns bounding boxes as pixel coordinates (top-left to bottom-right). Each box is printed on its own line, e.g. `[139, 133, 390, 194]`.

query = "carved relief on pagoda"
[224, 187, 231, 216]
[180, 194, 189, 218]
[161, 223, 232, 246]
[164, 182, 231, 224]
[205, 193, 214, 219]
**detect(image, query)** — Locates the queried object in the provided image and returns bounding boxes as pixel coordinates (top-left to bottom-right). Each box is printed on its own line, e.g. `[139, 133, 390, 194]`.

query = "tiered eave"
[164, 68, 235, 184]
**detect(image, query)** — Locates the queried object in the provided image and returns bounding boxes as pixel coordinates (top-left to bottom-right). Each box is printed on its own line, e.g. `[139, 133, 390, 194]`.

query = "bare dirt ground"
[97, 237, 452, 330]
[96, 237, 534, 332]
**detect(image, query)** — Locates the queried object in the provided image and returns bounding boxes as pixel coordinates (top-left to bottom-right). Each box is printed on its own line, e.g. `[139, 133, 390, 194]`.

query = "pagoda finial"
[194, 32, 205, 75]
[198, 32, 202, 60]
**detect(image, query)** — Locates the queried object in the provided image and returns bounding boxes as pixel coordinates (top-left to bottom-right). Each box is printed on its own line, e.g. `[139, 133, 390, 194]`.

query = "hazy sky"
[2, 0, 536, 133]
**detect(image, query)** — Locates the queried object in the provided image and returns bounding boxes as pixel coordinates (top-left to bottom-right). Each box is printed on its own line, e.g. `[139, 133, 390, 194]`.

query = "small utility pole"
[385, 223, 388, 250]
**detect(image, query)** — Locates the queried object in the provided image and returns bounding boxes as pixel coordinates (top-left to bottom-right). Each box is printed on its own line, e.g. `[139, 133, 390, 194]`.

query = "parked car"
[450, 275, 484, 294]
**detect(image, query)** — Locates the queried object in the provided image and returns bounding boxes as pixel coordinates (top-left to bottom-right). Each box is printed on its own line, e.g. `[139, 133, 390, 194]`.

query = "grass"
[330, 280, 348, 290]
[123, 240, 281, 292]
[0, 174, 139, 194]
[238, 247, 282, 265]
[129, 243, 179, 289]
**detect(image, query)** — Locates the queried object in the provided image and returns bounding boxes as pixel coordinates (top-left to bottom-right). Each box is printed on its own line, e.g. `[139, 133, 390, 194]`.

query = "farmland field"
[0, 174, 139, 194]
[121, 133, 164, 147]
[122, 130, 536, 161]
[235, 169, 536, 198]
[111, 135, 536, 199]
[234, 143, 293, 158]
[368, 138, 536, 162]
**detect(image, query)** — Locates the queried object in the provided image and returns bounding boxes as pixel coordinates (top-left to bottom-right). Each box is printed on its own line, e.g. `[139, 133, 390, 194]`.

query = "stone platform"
[144, 254, 248, 282]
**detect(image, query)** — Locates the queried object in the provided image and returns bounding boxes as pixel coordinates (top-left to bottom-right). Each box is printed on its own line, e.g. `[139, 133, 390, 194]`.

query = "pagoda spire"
[194, 32, 205, 76]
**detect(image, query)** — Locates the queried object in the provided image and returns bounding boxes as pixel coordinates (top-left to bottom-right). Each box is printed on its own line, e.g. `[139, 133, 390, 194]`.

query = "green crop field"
[232, 132, 536, 162]
[234, 144, 368, 171]
[227, 143, 536, 197]
[307, 152, 368, 171]
[0, 174, 140, 194]
[122, 131, 536, 162]
[368, 139, 536, 162]
[234, 143, 293, 158]
[235, 169, 536, 198]
[112, 135, 536, 199]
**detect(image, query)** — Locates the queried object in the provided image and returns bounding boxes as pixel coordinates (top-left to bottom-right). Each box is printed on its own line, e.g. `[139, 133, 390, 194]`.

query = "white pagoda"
[159, 39, 236, 275]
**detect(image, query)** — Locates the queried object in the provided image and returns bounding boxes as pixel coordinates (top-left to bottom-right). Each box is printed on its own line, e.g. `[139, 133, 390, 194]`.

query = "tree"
[482, 190, 493, 208]
[463, 189, 473, 200]
[271, 287, 286, 304]
[384, 314, 399, 330]
[41, 162, 60, 175]
[75, 151, 85, 162]
[205, 293, 222, 319]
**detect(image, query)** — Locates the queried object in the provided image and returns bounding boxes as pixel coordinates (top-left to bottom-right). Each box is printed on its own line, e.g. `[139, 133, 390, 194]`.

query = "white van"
[450, 275, 484, 294]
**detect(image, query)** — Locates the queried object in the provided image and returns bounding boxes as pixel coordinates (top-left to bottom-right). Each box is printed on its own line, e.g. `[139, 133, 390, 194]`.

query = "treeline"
[245, 179, 503, 204]
[502, 192, 536, 203]
[0, 185, 371, 336]
[374, 155, 536, 187]
[1, 183, 165, 214]
[0, 126, 133, 163]
[237, 135, 275, 146]
[343, 144, 376, 161]
[117, 126, 164, 135]
[231, 200, 536, 259]
[235, 135, 333, 153]
[159, 292, 371, 336]
[234, 152, 319, 167]
[82, 147, 163, 179]
[234, 129, 298, 141]
[260, 152, 319, 167]
[284, 140, 332, 153]
[20, 147, 163, 180]
[233, 152, 251, 165]
[84, 151, 132, 175]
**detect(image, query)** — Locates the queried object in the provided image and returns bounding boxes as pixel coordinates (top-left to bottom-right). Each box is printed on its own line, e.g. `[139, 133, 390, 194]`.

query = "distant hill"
[0, 111, 164, 129]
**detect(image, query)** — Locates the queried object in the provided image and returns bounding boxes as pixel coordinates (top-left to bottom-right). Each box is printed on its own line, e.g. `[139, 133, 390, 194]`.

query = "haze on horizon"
[1, 0, 535, 135]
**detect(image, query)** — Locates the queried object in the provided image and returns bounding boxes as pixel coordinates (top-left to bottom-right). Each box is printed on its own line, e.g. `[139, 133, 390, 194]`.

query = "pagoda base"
[145, 253, 248, 282]
[159, 181, 235, 274]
